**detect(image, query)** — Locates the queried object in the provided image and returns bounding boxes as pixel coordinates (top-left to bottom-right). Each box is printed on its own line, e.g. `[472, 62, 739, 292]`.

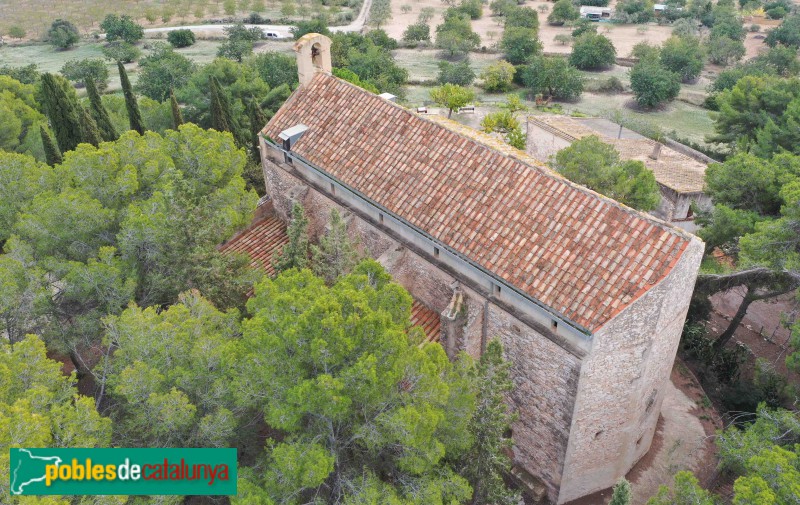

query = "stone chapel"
[256, 33, 704, 504]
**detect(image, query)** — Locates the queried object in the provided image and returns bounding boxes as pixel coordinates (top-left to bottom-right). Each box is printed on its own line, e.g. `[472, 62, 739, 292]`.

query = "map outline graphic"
[10, 449, 62, 495]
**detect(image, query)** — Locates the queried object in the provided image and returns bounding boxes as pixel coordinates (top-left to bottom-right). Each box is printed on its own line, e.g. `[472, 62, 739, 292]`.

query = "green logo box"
[10, 448, 237, 496]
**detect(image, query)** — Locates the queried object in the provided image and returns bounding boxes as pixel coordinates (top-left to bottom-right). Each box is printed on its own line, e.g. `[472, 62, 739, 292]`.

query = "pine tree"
[40, 125, 63, 166]
[118, 61, 145, 134]
[463, 339, 520, 505]
[609, 479, 632, 505]
[170, 89, 184, 129]
[39, 73, 83, 153]
[273, 202, 309, 273]
[246, 97, 266, 160]
[209, 76, 234, 134]
[312, 209, 359, 284]
[78, 105, 103, 147]
[85, 76, 118, 142]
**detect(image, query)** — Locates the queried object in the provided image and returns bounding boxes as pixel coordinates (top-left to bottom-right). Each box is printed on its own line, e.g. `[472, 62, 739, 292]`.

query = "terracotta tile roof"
[529, 115, 707, 194]
[263, 73, 694, 332]
[222, 210, 441, 339]
[411, 300, 441, 343]
[220, 214, 289, 277]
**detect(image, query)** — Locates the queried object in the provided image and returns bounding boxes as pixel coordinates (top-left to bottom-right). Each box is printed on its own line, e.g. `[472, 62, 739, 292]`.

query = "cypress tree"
[118, 61, 145, 134]
[246, 97, 266, 160]
[609, 479, 632, 505]
[273, 202, 309, 273]
[40, 73, 82, 153]
[85, 76, 118, 142]
[311, 209, 360, 284]
[209, 76, 234, 134]
[79, 105, 103, 147]
[40, 125, 63, 166]
[170, 89, 184, 129]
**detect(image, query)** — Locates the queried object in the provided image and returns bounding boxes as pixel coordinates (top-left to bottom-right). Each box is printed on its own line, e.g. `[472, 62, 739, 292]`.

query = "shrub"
[660, 35, 704, 82]
[7, 26, 25, 39]
[765, 5, 788, 18]
[47, 19, 80, 50]
[521, 56, 584, 100]
[672, 18, 700, 38]
[554, 34, 573, 46]
[438, 60, 476, 86]
[403, 23, 431, 44]
[765, 13, 800, 48]
[490, 0, 516, 17]
[631, 41, 660, 62]
[571, 18, 597, 38]
[569, 33, 616, 70]
[615, 0, 654, 23]
[548, 0, 579, 25]
[457, 0, 483, 20]
[60, 58, 110, 90]
[630, 60, 681, 107]
[101, 41, 142, 63]
[366, 29, 398, 50]
[167, 29, 196, 48]
[100, 14, 144, 44]
[481, 60, 515, 92]
[435, 11, 481, 59]
[708, 36, 745, 66]
[596, 75, 624, 93]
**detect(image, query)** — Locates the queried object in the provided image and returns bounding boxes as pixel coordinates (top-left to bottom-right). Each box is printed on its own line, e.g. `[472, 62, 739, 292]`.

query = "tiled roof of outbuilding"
[263, 73, 693, 332]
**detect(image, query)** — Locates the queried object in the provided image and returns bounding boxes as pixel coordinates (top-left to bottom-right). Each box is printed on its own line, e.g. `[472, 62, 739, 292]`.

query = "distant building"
[257, 34, 703, 504]
[579, 5, 612, 20]
[526, 115, 712, 232]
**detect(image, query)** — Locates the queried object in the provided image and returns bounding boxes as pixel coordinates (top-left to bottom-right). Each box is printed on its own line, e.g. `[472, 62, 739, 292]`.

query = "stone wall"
[261, 147, 584, 503]
[558, 237, 704, 503]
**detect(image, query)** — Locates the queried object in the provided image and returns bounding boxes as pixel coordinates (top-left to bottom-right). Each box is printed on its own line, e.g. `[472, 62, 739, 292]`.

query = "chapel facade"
[257, 33, 704, 504]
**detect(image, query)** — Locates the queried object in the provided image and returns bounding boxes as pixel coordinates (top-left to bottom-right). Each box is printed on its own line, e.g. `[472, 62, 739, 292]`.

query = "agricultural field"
[0, 0, 361, 40]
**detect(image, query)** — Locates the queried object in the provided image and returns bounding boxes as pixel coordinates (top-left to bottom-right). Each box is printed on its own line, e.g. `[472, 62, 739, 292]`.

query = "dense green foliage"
[0, 76, 47, 159]
[60, 58, 109, 90]
[502, 7, 541, 65]
[436, 10, 481, 59]
[330, 32, 408, 96]
[0, 125, 258, 359]
[100, 14, 143, 44]
[0, 335, 113, 503]
[569, 33, 616, 70]
[710, 75, 800, 155]
[430, 83, 475, 118]
[167, 28, 196, 48]
[101, 41, 142, 63]
[648, 406, 800, 504]
[660, 36, 704, 82]
[438, 60, 476, 86]
[552, 135, 661, 210]
[218, 23, 263, 63]
[481, 60, 515, 92]
[521, 56, 584, 100]
[403, 22, 431, 45]
[630, 60, 681, 108]
[136, 44, 197, 102]
[765, 12, 800, 48]
[47, 19, 80, 50]
[548, 0, 579, 24]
